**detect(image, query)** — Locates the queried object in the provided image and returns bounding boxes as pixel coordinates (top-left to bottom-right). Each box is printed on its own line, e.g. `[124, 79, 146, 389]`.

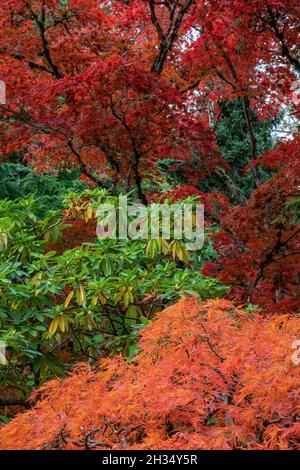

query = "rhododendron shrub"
[0, 189, 226, 398]
[0, 298, 299, 450]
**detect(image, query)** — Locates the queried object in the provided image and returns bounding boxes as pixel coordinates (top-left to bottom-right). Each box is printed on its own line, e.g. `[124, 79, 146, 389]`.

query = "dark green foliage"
[161, 99, 279, 204]
[198, 99, 278, 201]
[0, 163, 87, 210]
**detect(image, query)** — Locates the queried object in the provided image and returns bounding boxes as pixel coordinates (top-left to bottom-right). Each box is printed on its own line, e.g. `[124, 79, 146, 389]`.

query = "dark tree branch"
[254, 227, 300, 287]
[242, 96, 257, 162]
[149, 0, 195, 75]
[206, 38, 259, 185]
[0, 397, 31, 409]
[25, 1, 63, 79]
[108, 96, 148, 205]
[213, 168, 246, 205]
[67, 140, 112, 190]
[263, 0, 300, 73]
[0, 49, 55, 75]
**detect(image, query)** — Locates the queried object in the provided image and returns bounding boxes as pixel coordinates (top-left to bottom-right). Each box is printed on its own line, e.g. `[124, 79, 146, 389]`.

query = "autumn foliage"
[0, 298, 299, 450]
[0, 0, 299, 451]
[158, 144, 300, 315]
[203, 137, 300, 314]
[0, 0, 299, 198]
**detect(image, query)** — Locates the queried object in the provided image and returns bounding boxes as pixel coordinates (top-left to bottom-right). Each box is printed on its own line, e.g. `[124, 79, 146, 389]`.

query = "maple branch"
[202, 406, 220, 425]
[263, 0, 300, 73]
[108, 96, 148, 205]
[1, 107, 110, 188]
[242, 96, 258, 163]
[148, 0, 166, 45]
[180, 79, 201, 94]
[94, 138, 120, 179]
[213, 66, 236, 91]
[201, 325, 224, 362]
[199, 362, 230, 387]
[0, 397, 31, 409]
[254, 227, 300, 287]
[272, 251, 300, 263]
[149, 0, 195, 75]
[0, 49, 54, 75]
[67, 140, 112, 190]
[256, 414, 286, 444]
[45, 12, 76, 31]
[213, 167, 246, 205]
[206, 38, 260, 187]
[3, 5, 75, 77]
[121, 24, 147, 58]
[213, 41, 259, 165]
[25, 1, 63, 79]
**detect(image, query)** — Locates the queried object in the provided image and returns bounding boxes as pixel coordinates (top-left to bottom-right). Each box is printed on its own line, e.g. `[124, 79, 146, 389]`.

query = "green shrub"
[0, 189, 226, 397]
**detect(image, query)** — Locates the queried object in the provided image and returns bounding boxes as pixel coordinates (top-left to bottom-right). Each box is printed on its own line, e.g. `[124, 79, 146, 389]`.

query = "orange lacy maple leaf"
[0, 297, 299, 450]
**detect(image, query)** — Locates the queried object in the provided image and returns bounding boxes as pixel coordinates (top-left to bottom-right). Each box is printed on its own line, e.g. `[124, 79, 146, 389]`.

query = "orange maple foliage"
[0, 298, 299, 450]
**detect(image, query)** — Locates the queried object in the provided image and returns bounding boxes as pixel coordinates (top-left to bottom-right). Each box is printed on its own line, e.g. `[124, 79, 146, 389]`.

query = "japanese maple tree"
[0, 298, 299, 450]
[0, 1, 299, 200]
[203, 136, 300, 314]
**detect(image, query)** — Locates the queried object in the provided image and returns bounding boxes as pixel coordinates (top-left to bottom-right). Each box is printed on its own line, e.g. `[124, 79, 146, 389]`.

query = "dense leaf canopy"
[0, 298, 299, 450]
[0, 0, 299, 450]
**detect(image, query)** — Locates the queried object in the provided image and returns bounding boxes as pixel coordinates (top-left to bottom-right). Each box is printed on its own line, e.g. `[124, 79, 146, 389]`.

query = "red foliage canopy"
[0, 1, 299, 198]
[204, 137, 300, 314]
